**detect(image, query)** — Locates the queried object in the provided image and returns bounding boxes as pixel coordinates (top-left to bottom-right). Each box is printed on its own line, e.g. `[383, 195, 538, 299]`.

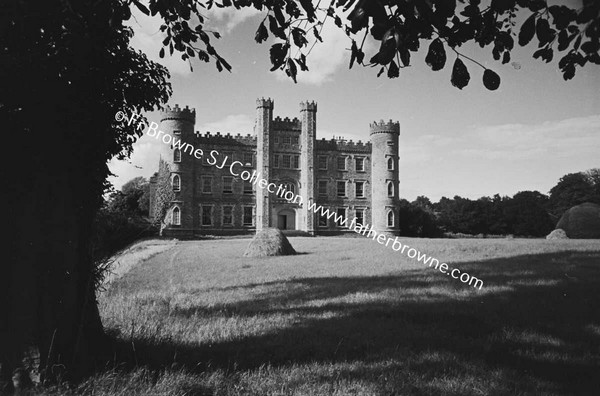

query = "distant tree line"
[398, 168, 600, 238]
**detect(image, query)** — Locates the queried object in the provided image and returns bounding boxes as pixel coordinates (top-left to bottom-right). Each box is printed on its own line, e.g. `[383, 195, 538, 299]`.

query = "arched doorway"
[277, 209, 296, 230]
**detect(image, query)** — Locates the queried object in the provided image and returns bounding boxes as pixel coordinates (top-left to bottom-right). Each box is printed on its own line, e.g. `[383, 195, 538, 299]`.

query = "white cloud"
[204, 6, 262, 33]
[107, 136, 163, 190]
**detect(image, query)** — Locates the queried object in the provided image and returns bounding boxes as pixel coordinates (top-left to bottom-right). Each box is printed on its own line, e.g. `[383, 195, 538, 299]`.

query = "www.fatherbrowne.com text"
[115, 110, 484, 290]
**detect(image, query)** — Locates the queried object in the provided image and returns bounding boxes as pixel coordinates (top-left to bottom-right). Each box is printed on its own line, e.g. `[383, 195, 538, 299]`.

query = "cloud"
[107, 136, 163, 190]
[204, 6, 262, 33]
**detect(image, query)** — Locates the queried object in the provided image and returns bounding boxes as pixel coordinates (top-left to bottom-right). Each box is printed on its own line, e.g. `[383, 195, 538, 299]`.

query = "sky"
[108, 1, 600, 201]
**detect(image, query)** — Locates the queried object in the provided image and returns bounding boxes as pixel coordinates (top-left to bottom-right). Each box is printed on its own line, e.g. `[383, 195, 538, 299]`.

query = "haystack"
[243, 227, 296, 257]
[546, 229, 568, 240]
[555, 202, 600, 239]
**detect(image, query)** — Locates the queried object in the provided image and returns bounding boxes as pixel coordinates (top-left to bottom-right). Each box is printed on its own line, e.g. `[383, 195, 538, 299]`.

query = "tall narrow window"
[356, 209, 364, 225]
[202, 176, 212, 193]
[244, 180, 253, 194]
[172, 174, 181, 191]
[222, 206, 233, 225]
[387, 157, 394, 170]
[201, 206, 213, 226]
[243, 206, 254, 225]
[337, 181, 346, 197]
[336, 208, 346, 226]
[282, 154, 291, 169]
[318, 180, 328, 195]
[174, 149, 182, 163]
[355, 157, 364, 171]
[172, 206, 181, 225]
[292, 155, 300, 169]
[273, 136, 279, 144]
[223, 176, 233, 194]
[243, 152, 253, 167]
[387, 181, 394, 197]
[283, 136, 291, 144]
[387, 210, 394, 227]
[337, 156, 346, 170]
[273, 155, 279, 168]
[292, 136, 299, 145]
[318, 214, 328, 227]
[355, 181, 365, 198]
[318, 156, 327, 170]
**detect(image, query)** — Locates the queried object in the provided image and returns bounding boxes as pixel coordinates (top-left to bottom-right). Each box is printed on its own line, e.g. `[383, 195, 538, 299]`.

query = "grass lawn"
[75, 237, 600, 395]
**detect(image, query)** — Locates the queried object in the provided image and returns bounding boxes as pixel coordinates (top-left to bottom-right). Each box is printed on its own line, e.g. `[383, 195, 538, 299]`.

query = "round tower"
[159, 104, 196, 235]
[370, 119, 400, 235]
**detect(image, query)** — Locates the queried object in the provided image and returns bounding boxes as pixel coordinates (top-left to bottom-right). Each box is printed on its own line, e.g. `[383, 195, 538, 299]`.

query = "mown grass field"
[74, 237, 600, 395]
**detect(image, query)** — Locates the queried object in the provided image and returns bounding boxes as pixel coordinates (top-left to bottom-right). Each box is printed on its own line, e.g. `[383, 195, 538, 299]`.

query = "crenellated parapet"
[272, 116, 301, 131]
[316, 137, 372, 153]
[256, 97, 274, 109]
[369, 119, 400, 135]
[160, 104, 196, 123]
[300, 100, 317, 112]
[193, 131, 257, 147]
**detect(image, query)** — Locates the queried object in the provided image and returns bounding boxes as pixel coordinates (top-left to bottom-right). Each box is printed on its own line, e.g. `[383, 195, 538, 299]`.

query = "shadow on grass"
[104, 250, 600, 395]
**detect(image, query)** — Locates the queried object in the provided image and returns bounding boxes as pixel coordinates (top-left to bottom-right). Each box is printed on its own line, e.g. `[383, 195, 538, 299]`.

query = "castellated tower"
[299, 100, 317, 234]
[160, 104, 196, 233]
[255, 98, 274, 230]
[370, 120, 400, 235]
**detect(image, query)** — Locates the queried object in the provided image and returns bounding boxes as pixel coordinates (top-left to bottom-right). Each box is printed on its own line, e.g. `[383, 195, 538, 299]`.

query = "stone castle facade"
[149, 98, 401, 237]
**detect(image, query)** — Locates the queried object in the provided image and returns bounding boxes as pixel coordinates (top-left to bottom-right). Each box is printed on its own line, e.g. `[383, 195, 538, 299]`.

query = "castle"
[149, 98, 401, 237]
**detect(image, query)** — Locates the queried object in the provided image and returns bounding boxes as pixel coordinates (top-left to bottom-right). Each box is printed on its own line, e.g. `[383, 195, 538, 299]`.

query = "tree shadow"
[103, 250, 600, 395]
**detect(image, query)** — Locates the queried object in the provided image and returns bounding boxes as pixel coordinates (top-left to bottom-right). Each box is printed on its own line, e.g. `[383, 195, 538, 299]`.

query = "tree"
[109, 176, 150, 217]
[2, 0, 599, 391]
[549, 172, 596, 217]
[397, 199, 441, 237]
[503, 190, 554, 236]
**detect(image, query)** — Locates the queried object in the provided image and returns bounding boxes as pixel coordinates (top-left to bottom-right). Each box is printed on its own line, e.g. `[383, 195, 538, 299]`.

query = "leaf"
[291, 28, 308, 48]
[387, 60, 400, 78]
[518, 13, 536, 46]
[425, 38, 446, 71]
[159, 47, 165, 58]
[450, 58, 470, 89]
[377, 66, 385, 77]
[274, 6, 286, 27]
[483, 69, 501, 90]
[269, 43, 288, 71]
[313, 26, 323, 42]
[255, 22, 268, 43]
[399, 46, 410, 67]
[212, 31, 221, 39]
[133, 0, 150, 15]
[535, 18, 555, 45]
[268, 15, 286, 40]
[299, 0, 316, 21]
[502, 51, 511, 64]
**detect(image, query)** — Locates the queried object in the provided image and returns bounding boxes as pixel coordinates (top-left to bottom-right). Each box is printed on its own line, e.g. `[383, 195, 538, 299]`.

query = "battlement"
[193, 131, 257, 146]
[272, 116, 301, 130]
[300, 100, 317, 112]
[316, 137, 372, 152]
[160, 104, 196, 123]
[369, 119, 400, 135]
[256, 97, 274, 109]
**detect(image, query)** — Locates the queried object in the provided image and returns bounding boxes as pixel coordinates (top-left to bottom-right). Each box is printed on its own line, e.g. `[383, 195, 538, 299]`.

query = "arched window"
[387, 210, 394, 227]
[387, 181, 394, 197]
[288, 183, 295, 194]
[172, 206, 181, 225]
[174, 149, 182, 162]
[172, 174, 181, 191]
[387, 157, 394, 170]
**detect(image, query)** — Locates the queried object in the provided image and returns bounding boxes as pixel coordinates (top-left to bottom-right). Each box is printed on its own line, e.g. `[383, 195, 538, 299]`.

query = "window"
[355, 181, 365, 198]
[387, 210, 394, 227]
[318, 214, 328, 227]
[283, 136, 291, 144]
[172, 206, 180, 225]
[356, 209, 364, 225]
[223, 176, 233, 194]
[174, 149, 182, 163]
[273, 154, 279, 168]
[243, 152, 253, 167]
[355, 157, 364, 171]
[282, 154, 291, 169]
[202, 176, 212, 193]
[387, 157, 394, 170]
[222, 206, 233, 225]
[337, 156, 346, 170]
[318, 156, 327, 170]
[387, 181, 394, 197]
[172, 174, 181, 191]
[274, 136, 279, 144]
[201, 206, 212, 226]
[337, 181, 346, 197]
[292, 136, 299, 144]
[282, 182, 295, 195]
[244, 180, 253, 194]
[318, 180, 328, 195]
[243, 206, 254, 225]
[292, 155, 300, 169]
[336, 208, 346, 225]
